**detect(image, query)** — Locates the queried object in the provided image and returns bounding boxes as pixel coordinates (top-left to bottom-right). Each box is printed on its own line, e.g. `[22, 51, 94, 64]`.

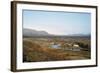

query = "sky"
[23, 10, 91, 35]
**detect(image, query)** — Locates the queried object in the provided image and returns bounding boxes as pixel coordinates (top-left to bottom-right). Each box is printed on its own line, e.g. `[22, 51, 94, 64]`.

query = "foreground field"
[23, 37, 91, 62]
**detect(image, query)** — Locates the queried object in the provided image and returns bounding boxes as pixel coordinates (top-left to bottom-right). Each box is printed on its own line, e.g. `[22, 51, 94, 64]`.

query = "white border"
[17, 3, 96, 69]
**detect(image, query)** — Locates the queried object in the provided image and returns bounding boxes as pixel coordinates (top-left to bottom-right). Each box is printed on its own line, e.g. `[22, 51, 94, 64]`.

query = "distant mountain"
[23, 28, 51, 37]
[23, 28, 90, 37]
[68, 33, 91, 37]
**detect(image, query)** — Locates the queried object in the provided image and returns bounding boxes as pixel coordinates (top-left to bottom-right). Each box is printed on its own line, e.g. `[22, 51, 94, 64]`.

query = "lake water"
[50, 44, 82, 51]
[50, 44, 61, 49]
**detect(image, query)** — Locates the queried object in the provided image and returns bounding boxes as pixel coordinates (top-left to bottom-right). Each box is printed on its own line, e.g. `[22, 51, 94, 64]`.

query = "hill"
[23, 28, 51, 37]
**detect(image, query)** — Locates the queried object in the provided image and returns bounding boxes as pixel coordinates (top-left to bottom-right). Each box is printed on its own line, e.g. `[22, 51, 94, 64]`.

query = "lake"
[50, 44, 82, 51]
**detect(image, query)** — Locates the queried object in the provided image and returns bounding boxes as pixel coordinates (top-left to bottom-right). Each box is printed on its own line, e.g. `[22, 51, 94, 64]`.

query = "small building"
[73, 44, 79, 47]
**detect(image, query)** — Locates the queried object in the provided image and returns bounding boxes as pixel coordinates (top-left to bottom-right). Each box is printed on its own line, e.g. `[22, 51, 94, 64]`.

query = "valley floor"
[23, 37, 91, 62]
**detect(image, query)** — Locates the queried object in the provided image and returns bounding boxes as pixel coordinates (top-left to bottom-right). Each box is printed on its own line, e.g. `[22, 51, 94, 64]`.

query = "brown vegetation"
[23, 37, 91, 62]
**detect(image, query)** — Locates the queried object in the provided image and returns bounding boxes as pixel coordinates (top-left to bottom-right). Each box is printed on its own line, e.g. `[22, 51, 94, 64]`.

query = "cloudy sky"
[23, 10, 91, 35]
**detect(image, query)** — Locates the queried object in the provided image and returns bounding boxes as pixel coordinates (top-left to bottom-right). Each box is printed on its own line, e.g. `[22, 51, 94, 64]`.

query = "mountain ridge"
[23, 28, 90, 37]
[23, 28, 51, 37]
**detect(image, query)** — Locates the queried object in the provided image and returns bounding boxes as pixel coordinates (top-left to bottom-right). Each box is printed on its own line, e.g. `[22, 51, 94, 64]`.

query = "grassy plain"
[23, 36, 91, 62]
